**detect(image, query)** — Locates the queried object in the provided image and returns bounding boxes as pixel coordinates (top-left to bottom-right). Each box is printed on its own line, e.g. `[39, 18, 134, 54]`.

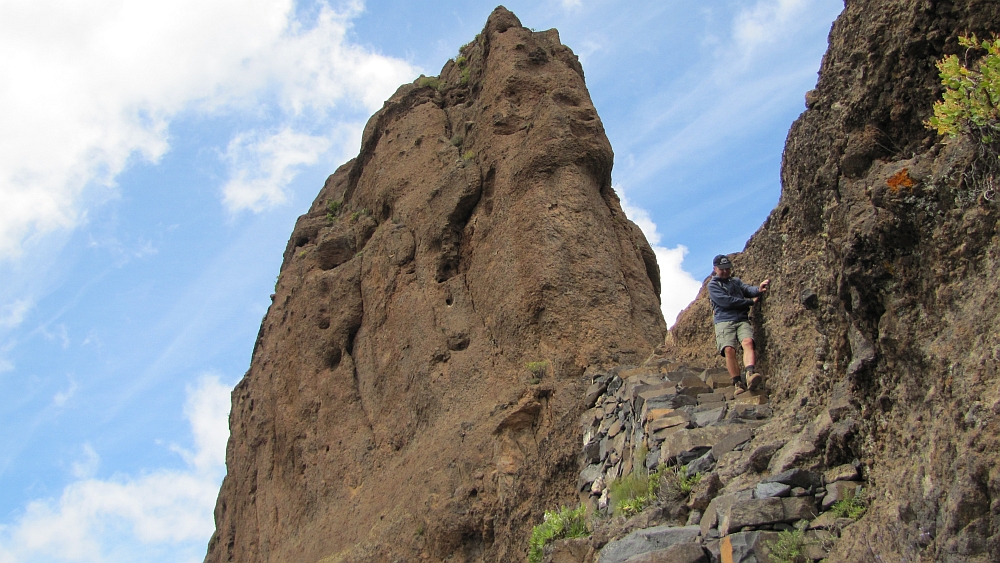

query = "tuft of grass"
[460, 67, 471, 86]
[416, 75, 441, 90]
[663, 465, 701, 495]
[525, 361, 548, 379]
[609, 465, 663, 517]
[350, 211, 360, 221]
[450, 135, 464, 147]
[829, 488, 867, 520]
[297, 250, 307, 258]
[456, 55, 467, 66]
[462, 150, 475, 161]
[765, 529, 806, 563]
[326, 199, 342, 222]
[527, 505, 588, 563]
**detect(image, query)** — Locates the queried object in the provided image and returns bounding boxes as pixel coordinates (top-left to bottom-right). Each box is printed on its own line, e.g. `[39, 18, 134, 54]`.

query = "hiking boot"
[732, 377, 747, 396]
[746, 371, 763, 391]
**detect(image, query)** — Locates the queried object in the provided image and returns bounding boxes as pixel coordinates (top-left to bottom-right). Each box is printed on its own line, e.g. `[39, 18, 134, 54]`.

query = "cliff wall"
[205, 8, 666, 563]
[670, 1, 1000, 559]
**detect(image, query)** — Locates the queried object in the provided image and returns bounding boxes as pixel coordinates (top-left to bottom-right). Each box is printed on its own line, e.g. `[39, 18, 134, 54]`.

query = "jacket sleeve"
[708, 280, 754, 310]
[739, 279, 762, 298]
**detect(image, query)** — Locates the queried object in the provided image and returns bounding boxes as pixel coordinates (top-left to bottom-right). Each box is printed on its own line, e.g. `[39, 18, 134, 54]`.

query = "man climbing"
[708, 254, 769, 394]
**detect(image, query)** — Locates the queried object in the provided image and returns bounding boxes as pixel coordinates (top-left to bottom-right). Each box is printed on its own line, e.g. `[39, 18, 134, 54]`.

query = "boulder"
[597, 526, 702, 563]
[621, 542, 708, 563]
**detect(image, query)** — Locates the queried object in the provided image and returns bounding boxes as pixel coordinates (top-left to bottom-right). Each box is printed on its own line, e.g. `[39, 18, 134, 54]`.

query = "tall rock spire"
[205, 7, 666, 562]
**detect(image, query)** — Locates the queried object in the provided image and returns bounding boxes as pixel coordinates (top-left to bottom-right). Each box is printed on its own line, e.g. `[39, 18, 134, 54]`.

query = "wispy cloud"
[52, 375, 78, 408]
[0, 0, 417, 259]
[0, 300, 32, 329]
[222, 128, 331, 212]
[618, 188, 702, 327]
[0, 374, 232, 563]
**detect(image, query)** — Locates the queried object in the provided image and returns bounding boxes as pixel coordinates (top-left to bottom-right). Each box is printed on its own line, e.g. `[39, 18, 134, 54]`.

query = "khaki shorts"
[715, 321, 754, 356]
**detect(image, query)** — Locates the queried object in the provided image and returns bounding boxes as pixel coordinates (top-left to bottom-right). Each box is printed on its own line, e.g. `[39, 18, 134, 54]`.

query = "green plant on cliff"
[764, 529, 806, 563]
[609, 464, 663, 517]
[326, 198, 342, 222]
[527, 505, 588, 563]
[416, 74, 441, 90]
[525, 360, 548, 381]
[829, 488, 867, 520]
[927, 34, 1000, 199]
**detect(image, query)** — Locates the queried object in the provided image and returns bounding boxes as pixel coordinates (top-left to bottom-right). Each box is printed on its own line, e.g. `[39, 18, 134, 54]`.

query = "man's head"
[713, 254, 733, 278]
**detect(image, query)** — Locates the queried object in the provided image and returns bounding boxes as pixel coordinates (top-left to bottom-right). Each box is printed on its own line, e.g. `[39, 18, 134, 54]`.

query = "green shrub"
[525, 361, 548, 379]
[460, 67, 471, 86]
[326, 198, 342, 222]
[765, 529, 806, 563]
[927, 34, 1000, 139]
[450, 135, 464, 147]
[663, 465, 701, 494]
[829, 488, 866, 520]
[609, 465, 663, 517]
[462, 150, 475, 161]
[416, 75, 441, 90]
[527, 505, 588, 563]
[456, 55, 467, 66]
[927, 34, 1000, 198]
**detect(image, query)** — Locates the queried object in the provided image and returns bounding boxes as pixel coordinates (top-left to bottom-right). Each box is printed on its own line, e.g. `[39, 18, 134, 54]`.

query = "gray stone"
[720, 531, 781, 563]
[686, 450, 715, 476]
[686, 510, 703, 526]
[678, 375, 713, 397]
[661, 426, 751, 464]
[586, 380, 609, 408]
[693, 406, 727, 428]
[700, 491, 751, 537]
[578, 464, 603, 490]
[745, 443, 783, 473]
[583, 439, 601, 464]
[549, 537, 591, 563]
[608, 419, 623, 438]
[821, 480, 862, 510]
[754, 482, 791, 499]
[621, 542, 708, 563]
[677, 447, 711, 466]
[781, 496, 818, 521]
[710, 428, 753, 460]
[581, 407, 603, 428]
[763, 468, 823, 489]
[600, 437, 610, 461]
[802, 530, 836, 560]
[726, 404, 773, 421]
[687, 472, 723, 512]
[824, 463, 860, 483]
[597, 525, 701, 563]
[645, 449, 661, 470]
[719, 498, 784, 536]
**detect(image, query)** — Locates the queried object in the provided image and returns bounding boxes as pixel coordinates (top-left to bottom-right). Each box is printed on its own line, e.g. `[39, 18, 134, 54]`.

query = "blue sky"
[0, 1, 843, 561]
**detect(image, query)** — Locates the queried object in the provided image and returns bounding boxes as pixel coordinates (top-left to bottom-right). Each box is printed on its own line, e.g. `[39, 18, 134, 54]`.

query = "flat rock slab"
[621, 542, 708, 563]
[825, 463, 860, 483]
[733, 389, 768, 405]
[719, 498, 784, 536]
[822, 480, 862, 509]
[648, 413, 692, 433]
[711, 428, 753, 459]
[693, 407, 727, 428]
[598, 525, 702, 563]
[754, 481, 791, 499]
[661, 426, 751, 463]
[720, 531, 781, 563]
[763, 468, 823, 489]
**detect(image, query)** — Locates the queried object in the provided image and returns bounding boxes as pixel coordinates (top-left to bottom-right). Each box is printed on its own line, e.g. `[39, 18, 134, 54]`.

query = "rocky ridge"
[206, 7, 665, 563]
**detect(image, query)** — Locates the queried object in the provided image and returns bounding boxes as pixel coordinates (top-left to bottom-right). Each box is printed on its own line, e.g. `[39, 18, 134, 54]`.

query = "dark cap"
[713, 254, 733, 269]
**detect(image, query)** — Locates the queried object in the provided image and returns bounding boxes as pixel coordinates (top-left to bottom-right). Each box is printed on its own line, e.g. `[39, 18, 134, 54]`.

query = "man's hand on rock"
[759, 279, 770, 292]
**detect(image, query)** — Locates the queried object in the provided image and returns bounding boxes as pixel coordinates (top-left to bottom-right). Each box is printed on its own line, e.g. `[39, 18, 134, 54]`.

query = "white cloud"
[560, 0, 583, 8]
[0, 374, 232, 563]
[618, 189, 702, 327]
[70, 444, 100, 480]
[52, 375, 78, 407]
[222, 128, 332, 212]
[0, 300, 32, 329]
[0, 0, 418, 259]
[734, 0, 808, 55]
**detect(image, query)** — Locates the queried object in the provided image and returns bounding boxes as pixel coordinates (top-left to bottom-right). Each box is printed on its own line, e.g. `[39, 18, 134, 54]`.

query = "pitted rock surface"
[205, 8, 665, 563]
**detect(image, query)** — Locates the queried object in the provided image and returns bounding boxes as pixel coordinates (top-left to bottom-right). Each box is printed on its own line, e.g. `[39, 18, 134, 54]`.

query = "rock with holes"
[205, 8, 667, 563]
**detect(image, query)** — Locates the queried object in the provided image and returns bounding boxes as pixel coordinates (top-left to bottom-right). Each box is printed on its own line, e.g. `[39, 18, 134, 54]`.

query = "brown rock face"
[205, 8, 665, 563]
[671, 1, 1000, 560]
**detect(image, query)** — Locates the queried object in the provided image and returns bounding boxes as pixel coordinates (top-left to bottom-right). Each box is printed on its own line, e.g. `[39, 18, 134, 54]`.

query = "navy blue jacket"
[708, 276, 762, 323]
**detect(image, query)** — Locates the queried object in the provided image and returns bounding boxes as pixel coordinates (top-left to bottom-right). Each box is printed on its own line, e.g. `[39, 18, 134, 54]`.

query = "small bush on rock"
[830, 488, 866, 520]
[927, 34, 1000, 199]
[765, 529, 806, 563]
[527, 505, 588, 563]
[609, 465, 663, 517]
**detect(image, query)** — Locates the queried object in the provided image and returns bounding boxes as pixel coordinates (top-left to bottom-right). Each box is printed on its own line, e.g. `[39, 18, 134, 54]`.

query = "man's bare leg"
[742, 338, 756, 368]
[741, 337, 763, 389]
[722, 346, 743, 391]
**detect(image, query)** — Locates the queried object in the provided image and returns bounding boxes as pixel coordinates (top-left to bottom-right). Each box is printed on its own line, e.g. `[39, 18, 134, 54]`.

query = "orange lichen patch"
[887, 168, 917, 192]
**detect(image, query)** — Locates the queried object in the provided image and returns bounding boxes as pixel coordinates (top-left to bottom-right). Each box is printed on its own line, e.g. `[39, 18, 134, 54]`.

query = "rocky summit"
[205, 7, 664, 563]
[208, 2, 1000, 563]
